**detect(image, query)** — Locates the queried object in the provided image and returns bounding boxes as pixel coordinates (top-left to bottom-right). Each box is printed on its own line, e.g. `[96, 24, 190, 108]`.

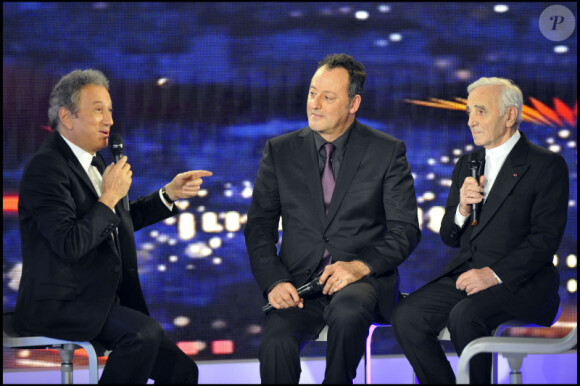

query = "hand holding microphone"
[262, 276, 323, 312]
[459, 154, 485, 222]
[99, 134, 131, 211]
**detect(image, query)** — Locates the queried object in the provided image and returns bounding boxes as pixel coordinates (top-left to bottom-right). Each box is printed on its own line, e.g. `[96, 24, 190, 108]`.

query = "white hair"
[467, 77, 523, 128]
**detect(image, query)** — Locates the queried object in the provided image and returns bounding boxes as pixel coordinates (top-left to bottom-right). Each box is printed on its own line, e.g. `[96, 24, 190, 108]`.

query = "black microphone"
[109, 134, 129, 211]
[468, 155, 484, 226]
[262, 276, 323, 312]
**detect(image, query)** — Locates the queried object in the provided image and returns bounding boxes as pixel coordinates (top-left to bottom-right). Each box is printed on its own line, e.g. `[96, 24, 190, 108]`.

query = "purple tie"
[321, 142, 335, 213]
[319, 142, 335, 273]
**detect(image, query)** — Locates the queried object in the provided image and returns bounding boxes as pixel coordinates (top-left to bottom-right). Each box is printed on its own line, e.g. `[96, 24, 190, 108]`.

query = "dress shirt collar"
[313, 121, 354, 152]
[485, 130, 521, 160]
[59, 133, 97, 174]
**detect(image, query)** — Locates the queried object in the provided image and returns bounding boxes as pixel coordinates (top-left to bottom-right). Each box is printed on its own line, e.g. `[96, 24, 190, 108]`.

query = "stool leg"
[504, 354, 526, 384]
[59, 344, 76, 384]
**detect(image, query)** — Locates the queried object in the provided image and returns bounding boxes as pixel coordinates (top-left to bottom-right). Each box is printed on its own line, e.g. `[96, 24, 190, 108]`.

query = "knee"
[129, 318, 165, 349]
[391, 300, 415, 335]
[325, 300, 372, 331]
[447, 301, 487, 336]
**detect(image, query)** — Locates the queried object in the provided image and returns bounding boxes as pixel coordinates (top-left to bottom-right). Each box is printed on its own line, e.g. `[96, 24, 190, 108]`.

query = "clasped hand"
[456, 267, 498, 296]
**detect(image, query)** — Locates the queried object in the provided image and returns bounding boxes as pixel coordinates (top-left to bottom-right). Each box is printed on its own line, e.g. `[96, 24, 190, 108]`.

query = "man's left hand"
[456, 267, 499, 296]
[165, 170, 213, 201]
[320, 260, 370, 295]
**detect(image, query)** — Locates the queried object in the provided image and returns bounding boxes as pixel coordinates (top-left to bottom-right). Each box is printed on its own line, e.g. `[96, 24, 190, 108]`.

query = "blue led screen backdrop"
[3, 2, 576, 366]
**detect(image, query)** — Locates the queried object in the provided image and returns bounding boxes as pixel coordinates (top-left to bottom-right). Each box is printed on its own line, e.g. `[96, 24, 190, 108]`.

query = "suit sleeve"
[129, 190, 178, 232]
[244, 140, 291, 296]
[357, 140, 421, 275]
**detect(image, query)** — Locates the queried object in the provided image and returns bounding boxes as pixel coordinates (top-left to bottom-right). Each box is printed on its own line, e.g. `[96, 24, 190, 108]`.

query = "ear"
[58, 106, 73, 131]
[349, 94, 362, 114]
[505, 106, 517, 128]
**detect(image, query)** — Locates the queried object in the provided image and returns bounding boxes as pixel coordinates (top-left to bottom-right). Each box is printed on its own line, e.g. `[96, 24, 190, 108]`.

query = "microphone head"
[469, 159, 480, 169]
[109, 134, 123, 155]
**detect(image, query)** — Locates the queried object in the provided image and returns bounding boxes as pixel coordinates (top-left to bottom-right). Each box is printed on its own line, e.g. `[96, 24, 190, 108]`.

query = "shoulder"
[21, 134, 69, 179]
[521, 134, 567, 169]
[354, 120, 403, 146]
[270, 126, 309, 143]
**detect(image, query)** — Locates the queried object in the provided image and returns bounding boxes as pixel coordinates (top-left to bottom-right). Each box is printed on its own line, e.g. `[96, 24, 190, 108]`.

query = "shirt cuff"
[159, 189, 174, 210]
[491, 269, 503, 284]
[454, 205, 469, 227]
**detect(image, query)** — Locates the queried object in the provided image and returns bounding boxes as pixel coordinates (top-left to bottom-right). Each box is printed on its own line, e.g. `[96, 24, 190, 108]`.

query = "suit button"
[471, 245, 478, 252]
[323, 237, 329, 242]
[306, 269, 312, 275]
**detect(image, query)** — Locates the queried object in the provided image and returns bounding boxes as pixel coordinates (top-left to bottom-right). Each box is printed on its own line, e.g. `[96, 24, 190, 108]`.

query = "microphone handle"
[470, 166, 479, 226]
[113, 153, 130, 211]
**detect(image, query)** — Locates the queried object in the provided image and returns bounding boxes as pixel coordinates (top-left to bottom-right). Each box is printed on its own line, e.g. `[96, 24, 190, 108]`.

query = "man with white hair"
[392, 77, 569, 384]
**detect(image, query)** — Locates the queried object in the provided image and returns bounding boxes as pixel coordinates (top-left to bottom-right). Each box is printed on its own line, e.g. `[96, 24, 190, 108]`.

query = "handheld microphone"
[468, 157, 484, 226]
[109, 134, 129, 211]
[262, 276, 323, 312]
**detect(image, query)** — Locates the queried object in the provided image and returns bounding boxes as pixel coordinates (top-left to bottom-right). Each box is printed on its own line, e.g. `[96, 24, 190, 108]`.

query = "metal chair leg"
[505, 354, 526, 384]
[59, 344, 76, 384]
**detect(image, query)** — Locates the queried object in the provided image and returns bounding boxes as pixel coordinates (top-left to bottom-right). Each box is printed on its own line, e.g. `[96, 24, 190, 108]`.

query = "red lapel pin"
[513, 173, 518, 177]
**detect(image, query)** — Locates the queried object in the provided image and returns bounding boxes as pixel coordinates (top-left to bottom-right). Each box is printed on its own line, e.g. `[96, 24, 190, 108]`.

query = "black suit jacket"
[245, 120, 421, 322]
[14, 132, 178, 341]
[438, 132, 569, 325]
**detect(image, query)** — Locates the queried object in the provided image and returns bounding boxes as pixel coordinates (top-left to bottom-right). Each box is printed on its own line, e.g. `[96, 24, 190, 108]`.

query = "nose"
[310, 94, 321, 109]
[104, 110, 114, 126]
[467, 113, 475, 128]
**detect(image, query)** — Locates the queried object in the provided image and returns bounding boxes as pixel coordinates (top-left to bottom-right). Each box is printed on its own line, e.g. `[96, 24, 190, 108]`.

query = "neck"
[319, 117, 355, 142]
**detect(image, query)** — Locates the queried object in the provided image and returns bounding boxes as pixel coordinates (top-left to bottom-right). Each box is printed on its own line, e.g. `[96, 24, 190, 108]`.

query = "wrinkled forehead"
[467, 85, 501, 109]
[310, 66, 349, 93]
[78, 84, 113, 106]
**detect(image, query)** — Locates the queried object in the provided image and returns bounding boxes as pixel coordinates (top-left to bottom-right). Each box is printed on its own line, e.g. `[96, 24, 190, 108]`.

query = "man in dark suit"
[392, 77, 569, 384]
[244, 53, 421, 383]
[14, 69, 212, 383]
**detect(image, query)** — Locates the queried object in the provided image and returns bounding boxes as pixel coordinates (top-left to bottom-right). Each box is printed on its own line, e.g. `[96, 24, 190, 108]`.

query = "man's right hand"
[267, 282, 304, 310]
[99, 155, 132, 210]
[459, 175, 486, 216]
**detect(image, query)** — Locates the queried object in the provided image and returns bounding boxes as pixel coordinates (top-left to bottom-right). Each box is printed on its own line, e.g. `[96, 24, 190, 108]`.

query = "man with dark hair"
[245, 54, 421, 383]
[14, 69, 212, 383]
[392, 77, 569, 384]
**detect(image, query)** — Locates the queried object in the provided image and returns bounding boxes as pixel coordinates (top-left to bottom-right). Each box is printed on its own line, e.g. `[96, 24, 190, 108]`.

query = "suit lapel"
[52, 133, 120, 256]
[325, 122, 370, 228]
[298, 128, 327, 227]
[470, 135, 530, 240]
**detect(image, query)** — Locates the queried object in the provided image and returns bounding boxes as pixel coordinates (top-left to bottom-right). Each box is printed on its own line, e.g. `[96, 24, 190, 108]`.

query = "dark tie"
[318, 142, 335, 274]
[92, 156, 122, 259]
[91, 156, 105, 175]
[321, 143, 335, 213]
